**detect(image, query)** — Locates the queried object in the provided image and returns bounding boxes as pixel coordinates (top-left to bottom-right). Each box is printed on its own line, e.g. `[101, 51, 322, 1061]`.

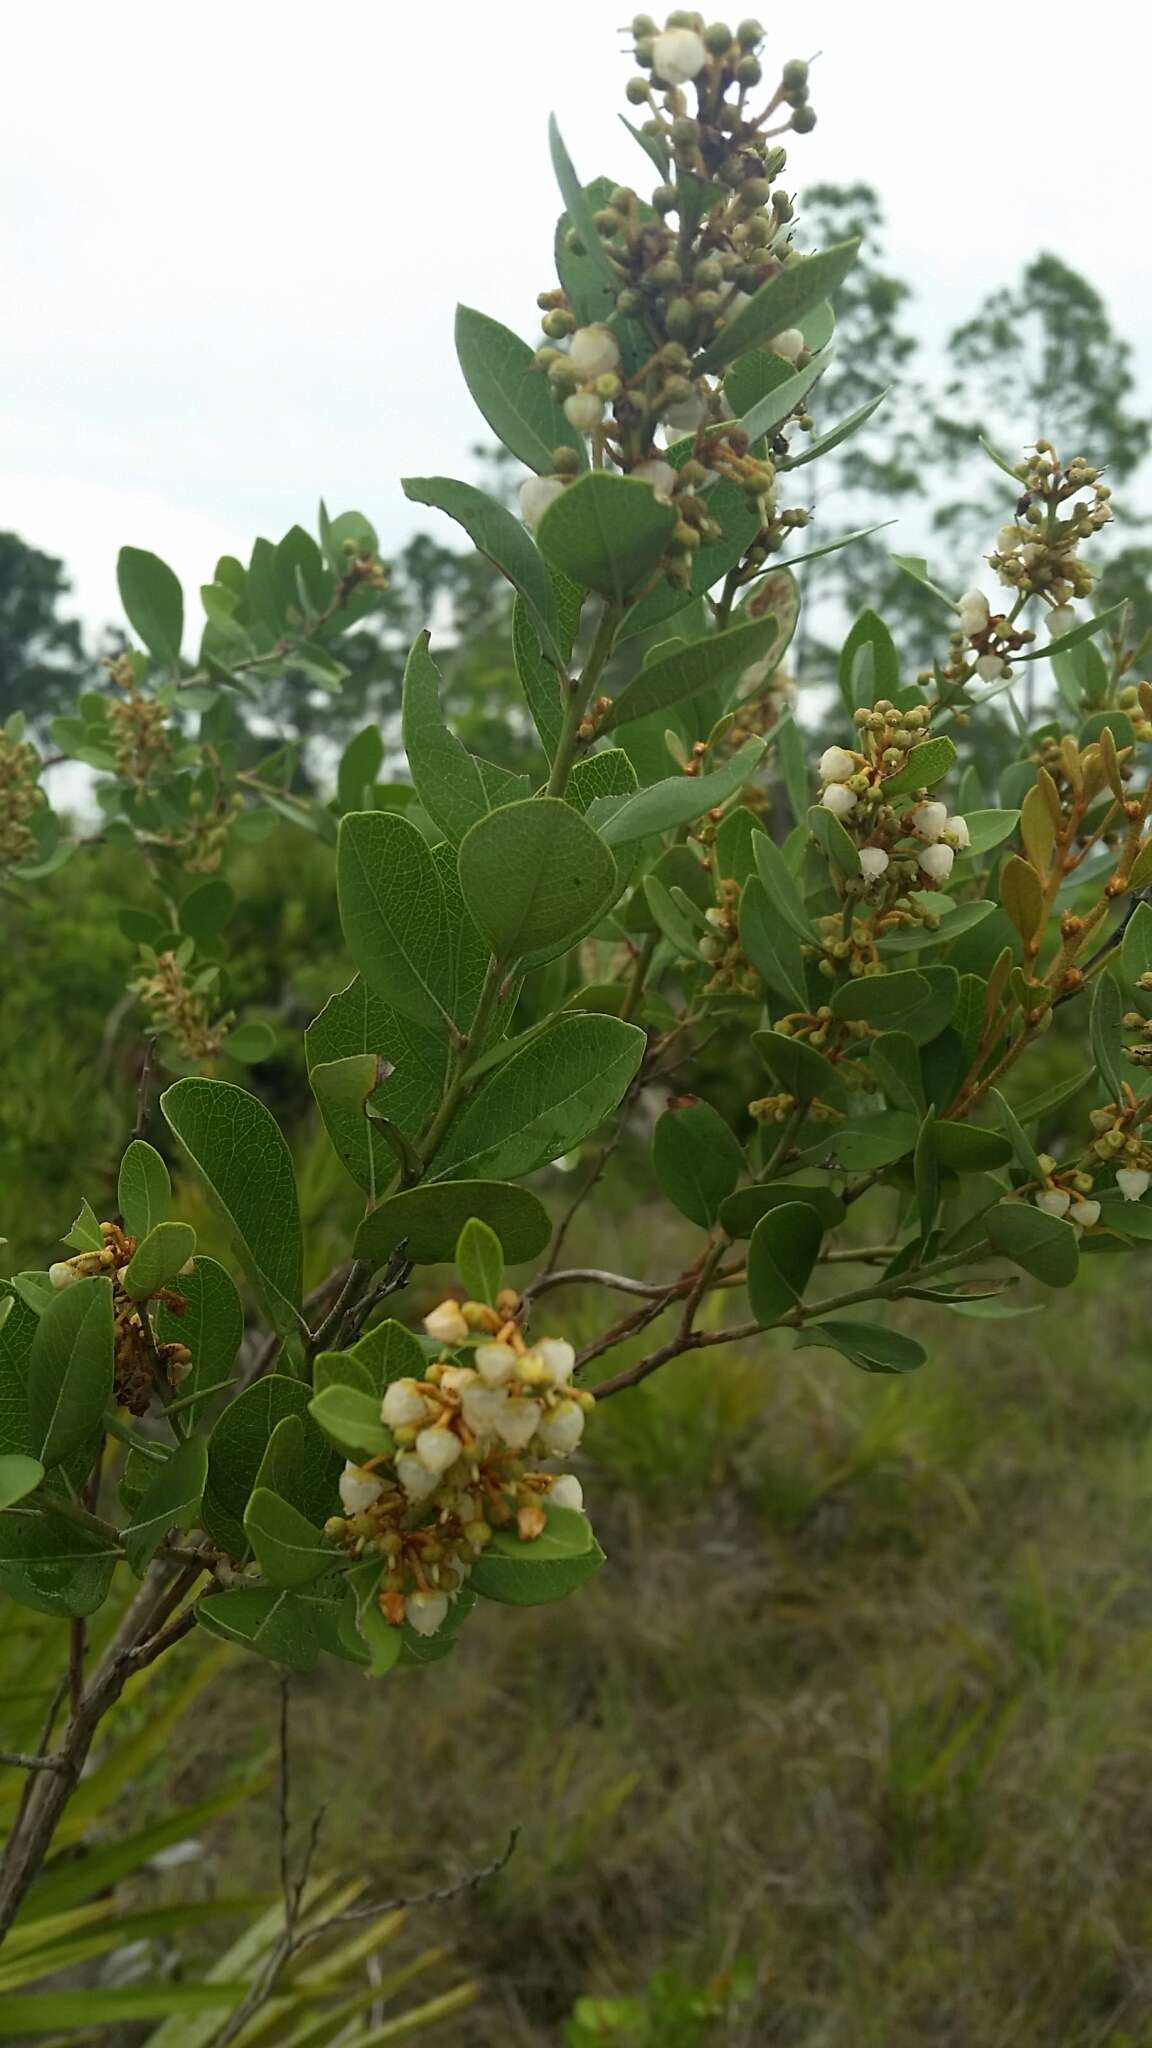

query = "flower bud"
[495, 1398, 542, 1451]
[918, 842, 955, 884]
[405, 1590, 449, 1638]
[911, 801, 948, 842]
[549, 1473, 585, 1511]
[537, 1399, 585, 1456]
[339, 1462, 385, 1515]
[564, 391, 605, 431]
[771, 327, 805, 364]
[415, 1426, 462, 1476]
[975, 653, 1006, 683]
[1116, 1167, 1150, 1202]
[48, 1261, 78, 1290]
[569, 324, 622, 380]
[818, 744, 856, 783]
[396, 1452, 440, 1502]
[1047, 604, 1076, 637]
[957, 589, 990, 637]
[381, 1378, 429, 1429]
[475, 1341, 517, 1386]
[1035, 1188, 1072, 1219]
[664, 390, 708, 433]
[652, 25, 708, 83]
[536, 1337, 577, 1385]
[858, 846, 890, 881]
[630, 457, 678, 503]
[821, 782, 857, 817]
[519, 476, 565, 531]
[791, 105, 817, 133]
[422, 1299, 469, 1348]
[944, 814, 970, 850]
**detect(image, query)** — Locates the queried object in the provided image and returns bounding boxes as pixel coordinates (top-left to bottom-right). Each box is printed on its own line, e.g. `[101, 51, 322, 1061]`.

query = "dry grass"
[146, 1199, 1152, 2046]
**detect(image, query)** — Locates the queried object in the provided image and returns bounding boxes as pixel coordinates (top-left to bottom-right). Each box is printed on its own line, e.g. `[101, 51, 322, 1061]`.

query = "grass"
[136, 1193, 1152, 2047]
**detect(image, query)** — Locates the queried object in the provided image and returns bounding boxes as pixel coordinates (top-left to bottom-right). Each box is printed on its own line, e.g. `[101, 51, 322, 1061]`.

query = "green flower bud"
[626, 74, 652, 103]
[547, 359, 578, 394]
[552, 446, 583, 476]
[735, 53, 762, 85]
[533, 347, 562, 371]
[651, 255, 682, 287]
[791, 104, 817, 133]
[695, 289, 722, 316]
[781, 58, 809, 89]
[704, 20, 733, 52]
[736, 16, 764, 45]
[742, 214, 773, 246]
[594, 207, 622, 236]
[665, 296, 697, 339]
[694, 255, 724, 286]
[631, 11, 659, 33]
[670, 115, 700, 145]
[765, 146, 788, 175]
[611, 186, 636, 212]
[616, 287, 645, 315]
[653, 182, 679, 213]
[634, 38, 655, 66]
[771, 189, 793, 218]
[786, 82, 810, 106]
[740, 175, 771, 206]
[566, 229, 587, 255]
[542, 309, 575, 339]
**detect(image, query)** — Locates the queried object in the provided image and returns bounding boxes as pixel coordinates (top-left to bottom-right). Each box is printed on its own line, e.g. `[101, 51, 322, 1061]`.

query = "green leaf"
[747, 1201, 823, 1324]
[604, 617, 780, 729]
[161, 1079, 303, 1336]
[63, 1198, 104, 1254]
[960, 809, 1020, 857]
[870, 1032, 926, 1115]
[306, 976, 446, 1194]
[0, 1512, 117, 1618]
[309, 1053, 397, 1192]
[117, 1140, 172, 1239]
[739, 877, 810, 1011]
[752, 831, 817, 941]
[752, 1030, 848, 1110]
[337, 809, 456, 1033]
[779, 386, 889, 472]
[456, 1218, 504, 1305]
[1015, 599, 1126, 663]
[985, 1201, 1079, 1286]
[354, 1181, 551, 1267]
[696, 239, 860, 372]
[513, 578, 580, 761]
[536, 471, 677, 604]
[913, 1109, 940, 1239]
[455, 303, 585, 473]
[307, 1385, 394, 1461]
[314, 1318, 425, 1401]
[0, 1454, 43, 1510]
[121, 1221, 197, 1301]
[880, 736, 957, 801]
[1121, 901, 1152, 989]
[719, 1182, 843, 1238]
[401, 630, 497, 844]
[929, 1122, 1013, 1172]
[548, 117, 619, 293]
[807, 802, 861, 879]
[457, 797, 618, 958]
[652, 1100, 744, 1228]
[336, 723, 385, 813]
[876, 901, 997, 956]
[243, 1487, 333, 1589]
[569, 748, 638, 814]
[28, 1277, 113, 1469]
[117, 546, 184, 667]
[178, 877, 235, 947]
[347, 1564, 406, 1675]
[830, 970, 930, 1022]
[729, 349, 829, 445]
[123, 1436, 207, 1575]
[196, 1587, 321, 1671]
[793, 1319, 927, 1374]
[590, 737, 766, 848]
[402, 476, 562, 664]
[470, 1502, 604, 1606]
[819, 1112, 919, 1170]
[201, 1375, 314, 1558]
[644, 873, 705, 957]
[838, 609, 899, 716]
[1090, 972, 1127, 1102]
[989, 1087, 1044, 1179]
[432, 1015, 645, 1180]
[222, 1021, 277, 1065]
[153, 1255, 244, 1412]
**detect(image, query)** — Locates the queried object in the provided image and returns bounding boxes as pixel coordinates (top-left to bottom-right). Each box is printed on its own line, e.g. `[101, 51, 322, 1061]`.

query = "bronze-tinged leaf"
[1037, 765, 1063, 826]
[985, 945, 1015, 1024]
[1000, 854, 1045, 946]
[1099, 723, 1126, 802]
[1080, 744, 1106, 803]
[1128, 835, 1152, 891]
[1060, 736, 1082, 790]
[1020, 784, 1056, 875]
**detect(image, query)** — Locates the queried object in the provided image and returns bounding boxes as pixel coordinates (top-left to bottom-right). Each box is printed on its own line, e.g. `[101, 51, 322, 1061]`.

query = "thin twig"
[0, 1751, 65, 1774]
[293, 1825, 522, 1951]
[526, 1267, 677, 1302]
[130, 1037, 159, 1144]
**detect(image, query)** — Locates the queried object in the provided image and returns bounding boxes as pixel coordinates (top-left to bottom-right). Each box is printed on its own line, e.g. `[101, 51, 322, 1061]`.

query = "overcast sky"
[3, 0, 1149, 635]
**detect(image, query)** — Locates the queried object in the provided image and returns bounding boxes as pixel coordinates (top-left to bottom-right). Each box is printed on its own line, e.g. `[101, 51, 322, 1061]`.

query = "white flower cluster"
[520, 323, 684, 531]
[816, 748, 970, 887]
[955, 590, 1008, 683]
[328, 1297, 593, 1641]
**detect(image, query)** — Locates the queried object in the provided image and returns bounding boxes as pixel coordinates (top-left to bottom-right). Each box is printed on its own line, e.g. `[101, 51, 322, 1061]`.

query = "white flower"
[818, 745, 856, 783]
[564, 391, 605, 432]
[858, 846, 890, 882]
[1035, 1188, 1072, 1218]
[460, 1382, 509, 1439]
[1116, 1168, 1150, 1203]
[631, 458, 677, 502]
[439, 1365, 476, 1399]
[338, 1462, 385, 1515]
[821, 782, 857, 818]
[474, 1341, 517, 1387]
[518, 476, 564, 531]
[48, 1261, 77, 1290]
[396, 1452, 440, 1502]
[721, 289, 752, 323]
[1069, 1198, 1101, 1228]
[664, 390, 707, 434]
[549, 1474, 585, 1512]
[944, 814, 970, 850]
[495, 1398, 542, 1451]
[976, 652, 1006, 683]
[405, 1590, 449, 1638]
[996, 526, 1019, 553]
[918, 842, 955, 884]
[381, 1378, 429, 1429]
[535, 1338, 577, 1386]
[537, 1400, 585, 1456]
[568, 324, 620, 380]
[652, 25, 707, 83]
[415, 1427, 462, 1477]
[911, 801, 948, 841]
[423, 1300, 469, 1347]
[771, 327, 806, 364]
[957, 588, 990, 637]
[1047, 604, 1077, 638]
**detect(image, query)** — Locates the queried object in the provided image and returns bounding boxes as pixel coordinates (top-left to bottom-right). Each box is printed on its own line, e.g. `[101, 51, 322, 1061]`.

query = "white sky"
[2, 0, 1149, 635]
